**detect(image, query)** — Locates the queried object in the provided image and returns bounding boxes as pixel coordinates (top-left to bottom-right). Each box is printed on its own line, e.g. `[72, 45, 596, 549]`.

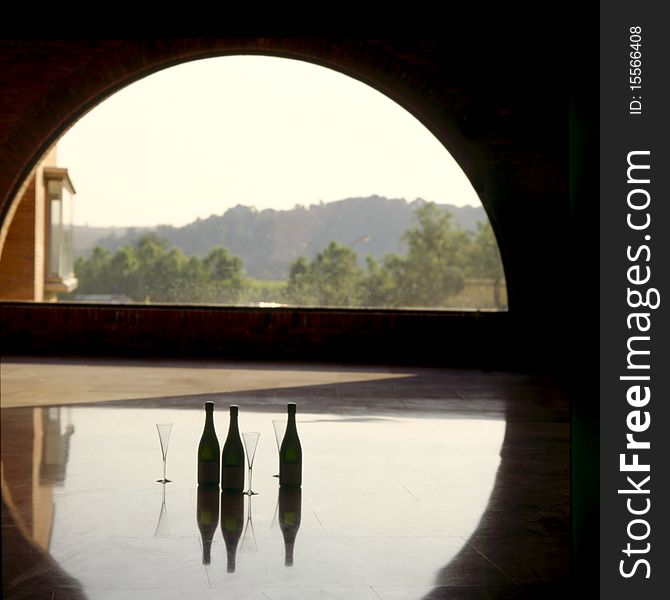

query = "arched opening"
[0, 34, 574, 598]
[0, 37, 573, 370]
[1, 55, 507, 311]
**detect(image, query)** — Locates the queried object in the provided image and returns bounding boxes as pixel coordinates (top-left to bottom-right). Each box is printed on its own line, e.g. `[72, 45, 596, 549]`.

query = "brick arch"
[0, 36, 571, 370]
[0, 27, 597, 588]
[0, 38, 513, 303]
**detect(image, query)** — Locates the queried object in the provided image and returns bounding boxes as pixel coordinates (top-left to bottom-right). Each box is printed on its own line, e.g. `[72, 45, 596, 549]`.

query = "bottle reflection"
[278, 487, 302, 567]
[197, 485, 220, 565]
[220, 491, 244, 573]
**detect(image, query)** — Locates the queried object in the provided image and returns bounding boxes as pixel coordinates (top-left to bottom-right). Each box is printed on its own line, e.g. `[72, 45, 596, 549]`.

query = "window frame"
[43, 167, 77, 294]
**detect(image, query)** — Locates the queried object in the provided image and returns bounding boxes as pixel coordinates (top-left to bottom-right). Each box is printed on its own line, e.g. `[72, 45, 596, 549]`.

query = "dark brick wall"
[0, 32, 574, 373]
[0, 302, 515, 369]
[0, 176, 38, 299]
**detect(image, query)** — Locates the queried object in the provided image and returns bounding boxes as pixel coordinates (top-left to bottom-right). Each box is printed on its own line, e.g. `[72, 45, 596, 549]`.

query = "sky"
[57, 55, 482, 228]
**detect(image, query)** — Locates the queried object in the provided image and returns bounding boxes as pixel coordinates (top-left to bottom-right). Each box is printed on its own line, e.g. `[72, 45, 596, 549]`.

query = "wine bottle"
[278, 487, 302, 566]
[220, 491, 244, 573]
[198, 401, 220, 486]
[221, 405, 245, 493]
[279, 403, 302, 488]
[196, 485, 219, 565]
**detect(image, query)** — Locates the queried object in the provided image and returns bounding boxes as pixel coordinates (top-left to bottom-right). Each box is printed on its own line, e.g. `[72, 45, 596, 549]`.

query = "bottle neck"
[205, 410, 214, 429]
[284, 541, 294, 567]
[286, 411, 297, 434]
[226, 548, 236, 573]
[228, 411, 239, 436]
[202, 540, 212, 565]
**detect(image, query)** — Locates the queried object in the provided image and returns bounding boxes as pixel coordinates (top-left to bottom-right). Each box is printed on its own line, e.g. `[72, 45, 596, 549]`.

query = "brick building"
[0, 144, 77, 301]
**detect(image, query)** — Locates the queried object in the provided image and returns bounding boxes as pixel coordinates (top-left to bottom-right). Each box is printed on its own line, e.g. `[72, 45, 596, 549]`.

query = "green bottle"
[198, 401, 220, 486]
[221, 405, 244, 493]
[279, 403, 302, 488]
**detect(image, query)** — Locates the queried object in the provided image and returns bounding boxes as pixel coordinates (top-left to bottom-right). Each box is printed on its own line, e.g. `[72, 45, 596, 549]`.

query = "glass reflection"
[153, 482, 171, 538]
[239, 492, 258, 553]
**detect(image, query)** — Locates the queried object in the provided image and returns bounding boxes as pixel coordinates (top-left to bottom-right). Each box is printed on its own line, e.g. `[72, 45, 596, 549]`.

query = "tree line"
[70, 203, 505, 308]
[83, 196, 488, 280]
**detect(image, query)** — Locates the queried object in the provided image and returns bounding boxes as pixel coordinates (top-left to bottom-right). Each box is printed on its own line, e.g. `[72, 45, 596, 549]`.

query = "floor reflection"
[278, 487, 301, 567]
[220, 491, 244, 573]
[1, 364, 568, 599]
[2, 407, 87, 599]
[196, 486, 219, 564]
[239, 492, 258, 554]
[1, 492, 88, 600]
[154, 483, 171, 538]
[1, 407, 74, 553]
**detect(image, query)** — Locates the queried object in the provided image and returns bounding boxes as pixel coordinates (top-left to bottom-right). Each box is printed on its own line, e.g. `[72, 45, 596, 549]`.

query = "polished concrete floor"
[1, 358, 569, 599]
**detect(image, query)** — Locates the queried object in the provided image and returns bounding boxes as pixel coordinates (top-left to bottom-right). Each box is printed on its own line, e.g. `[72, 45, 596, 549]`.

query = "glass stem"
[163, 458, 167, 481]
[248, 466, 253, 493]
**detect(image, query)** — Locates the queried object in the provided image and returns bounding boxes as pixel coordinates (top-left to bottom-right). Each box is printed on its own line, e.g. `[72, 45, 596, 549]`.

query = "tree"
[467, 221, 506, 308]
[392, 202, 470, 306]
[202, 246, 244, 303]
[74, 246, 111, 295]
[310, 241, 363, 306]
[361, 255, 398, 307]
[286, 241, 363, 306]
[285, 256, 314, 305]
[131, 234, 171, 302]
[204, 246, 243, 285]
[108, 244, 139, 297]
[73, 236, 245, 305]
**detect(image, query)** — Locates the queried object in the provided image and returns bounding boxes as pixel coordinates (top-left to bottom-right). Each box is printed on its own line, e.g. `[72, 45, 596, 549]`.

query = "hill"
[75, 196, 487, 279]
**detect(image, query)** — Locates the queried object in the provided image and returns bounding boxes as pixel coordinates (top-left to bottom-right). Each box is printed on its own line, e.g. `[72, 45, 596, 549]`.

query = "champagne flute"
[242, 432, 260, 495]
[272, 419, 286, 478]
[156, 423, 173, 483]
[270, 419, 286, 527]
